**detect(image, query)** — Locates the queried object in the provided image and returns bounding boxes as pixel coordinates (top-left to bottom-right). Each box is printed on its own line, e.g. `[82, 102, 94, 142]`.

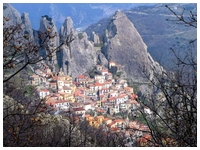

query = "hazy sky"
[10, 3, 156, 30]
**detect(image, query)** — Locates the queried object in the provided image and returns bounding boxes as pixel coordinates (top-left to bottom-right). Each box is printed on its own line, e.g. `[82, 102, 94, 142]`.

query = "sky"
[5, 0, 199, 30]
[9, 3, 155, 30]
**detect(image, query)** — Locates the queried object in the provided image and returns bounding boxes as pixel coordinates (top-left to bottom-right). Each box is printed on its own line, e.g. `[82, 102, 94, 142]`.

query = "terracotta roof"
[101, 99, 107, 103]
[64, 80, 71, 83]
[110, 128, 119, 131]
[53, 76, 59, 80]
[104, 118, 110, 121]
[131, 100, 139, 104]
[38, 89, 49, 92]
[106, 79, 112, 82]
[114, 119, 124, 123]
[119, 94, 127, 97]
[130, 94, 138, 99]
[95, 82, 104, 86]
[137, 134, 151, 143]
[101, 88, 109, 91]
[76, 75, 85, 79]
[46, 99, 69, 105]
[63, 86, 72, 90]
[74, 93, 85, 98]
[108, 97, 116, 101]
[84, 114, 91, 118]
[102, 69, 108, 72]
[73, 107, 85, 112]
[31, 74, 39, 78]
[96, 115, 104, 118]
[73, 81, 78, 85]
[108, 122, 116, 128]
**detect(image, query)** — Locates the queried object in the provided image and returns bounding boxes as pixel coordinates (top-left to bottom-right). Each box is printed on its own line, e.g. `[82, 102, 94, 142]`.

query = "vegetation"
[3, 4, 196, 147]
[3, 16, 75, 83]
[78, 32, 84, 40]
[88, 68, 101, 78]
[94, 43, 103, 47]
[136, 5, 197, 146]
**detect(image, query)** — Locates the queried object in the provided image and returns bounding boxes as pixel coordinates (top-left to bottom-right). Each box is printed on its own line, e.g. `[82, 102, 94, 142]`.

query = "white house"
[144, 107, 153, 115]
[123, 82, 128, 88]
[114, 104, 120, 113]
[55, 101, 70, 110]
[115, 84, 122, 89]
[37, 89, 50, 99]
[101, 69, 109, 76]
[84, 103, 92, 111]
[94, 75, 105, 83]
[57, 80, 64, 88]
[119, 103, 127, 110]
[63, 86, 72, 94]
[109, 91, 118, 98]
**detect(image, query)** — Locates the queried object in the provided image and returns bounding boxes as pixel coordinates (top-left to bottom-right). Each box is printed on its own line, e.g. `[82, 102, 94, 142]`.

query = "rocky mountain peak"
[60, 17, 98, 78]
[21, 12, 34, 40]
[39, 15, 59, 70]
[3, 3, 22, 26]
[63, 17, 74, 34]
[112, 10, 126, 20]
[101, 10, 163, 86]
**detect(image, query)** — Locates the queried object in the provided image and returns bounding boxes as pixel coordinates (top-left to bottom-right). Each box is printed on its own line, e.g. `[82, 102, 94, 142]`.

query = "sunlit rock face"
[60, 17, 98, 78]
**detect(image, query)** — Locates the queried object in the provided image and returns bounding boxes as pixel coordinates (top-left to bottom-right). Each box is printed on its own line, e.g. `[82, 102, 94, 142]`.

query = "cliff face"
[39, 15, 60, 71]
[3, 4, 34, 41]
[60, 17, 98, 78]
[101, 10, 163, 82]
[3, 3, 21, 26]
[4, 4, 164, 91]
[92, 32, 100, 44]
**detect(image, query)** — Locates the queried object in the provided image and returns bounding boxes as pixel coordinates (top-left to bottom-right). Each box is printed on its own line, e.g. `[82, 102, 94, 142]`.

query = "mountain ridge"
[85, 3, 197, 68]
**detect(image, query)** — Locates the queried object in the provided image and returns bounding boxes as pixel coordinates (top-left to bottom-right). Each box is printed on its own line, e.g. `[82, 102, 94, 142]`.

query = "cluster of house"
[29, 61, 153, 146]
[29, 61, 144, 114]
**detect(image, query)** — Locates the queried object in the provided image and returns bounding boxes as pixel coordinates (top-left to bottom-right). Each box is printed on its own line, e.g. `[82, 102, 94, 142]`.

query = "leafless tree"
[3, 16, 75, 83]
[137, 5, 197, 147]
[3, 13, 75, 146]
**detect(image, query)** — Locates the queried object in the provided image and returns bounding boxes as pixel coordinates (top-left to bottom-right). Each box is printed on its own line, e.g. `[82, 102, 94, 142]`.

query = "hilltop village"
[29, 62, 152, 146]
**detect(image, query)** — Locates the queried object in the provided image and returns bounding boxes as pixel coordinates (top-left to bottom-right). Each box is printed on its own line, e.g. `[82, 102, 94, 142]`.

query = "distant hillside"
[85, 3, 197, 68]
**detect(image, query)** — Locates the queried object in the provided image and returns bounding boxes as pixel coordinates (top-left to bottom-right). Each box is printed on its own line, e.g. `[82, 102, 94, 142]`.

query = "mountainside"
[3, 3, 34, 41]
[4, 3, 170, 94]
[101, 10, 163, 82]
[3, 3, 164, 81]
[85, 3, 197, 68]
[59, 17, 98, 78]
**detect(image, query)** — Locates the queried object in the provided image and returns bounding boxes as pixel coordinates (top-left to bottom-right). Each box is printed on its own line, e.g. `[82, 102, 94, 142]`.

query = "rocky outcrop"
[3, 4, 35, 41]
[97, 51, 108, 67]
[92, 31, 100, 44]
[21, 12, 34, 41]
[60, 17, 97, 78]
[4, 4, 164, 93]
[39, 15, 60, 71]
[3, 3, 21, 26]
[101, 10, 163, 83]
